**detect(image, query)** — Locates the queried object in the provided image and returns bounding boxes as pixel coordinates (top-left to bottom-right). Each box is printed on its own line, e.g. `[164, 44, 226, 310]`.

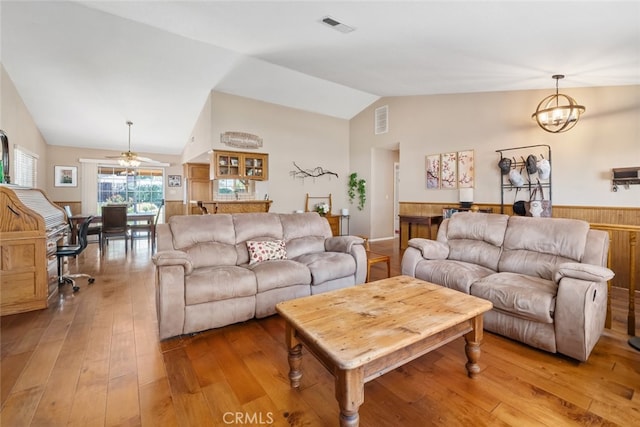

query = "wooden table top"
[276, 275, 492, 370]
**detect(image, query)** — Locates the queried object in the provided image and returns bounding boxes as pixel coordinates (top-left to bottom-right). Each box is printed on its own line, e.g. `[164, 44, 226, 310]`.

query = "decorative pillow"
[246, 240, 287, 265]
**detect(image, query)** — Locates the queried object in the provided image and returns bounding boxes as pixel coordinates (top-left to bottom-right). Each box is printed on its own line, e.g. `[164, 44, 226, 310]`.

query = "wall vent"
[319, 16, 355, 34]
[375, 105, 389, 135]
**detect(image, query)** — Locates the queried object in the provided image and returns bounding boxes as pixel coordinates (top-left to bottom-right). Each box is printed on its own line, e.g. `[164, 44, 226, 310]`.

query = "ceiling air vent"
[375, 105, 389, 135]
[320, 16, 355, 34]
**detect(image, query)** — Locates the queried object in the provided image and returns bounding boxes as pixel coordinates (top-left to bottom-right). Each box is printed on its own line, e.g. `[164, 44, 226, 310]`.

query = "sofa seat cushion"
[185, 266, 256, 305]
[248, 259, 311, 292]
[294, 252, 356, 285]
[414, 259, 495, 294]
[471, 272, 557, 323]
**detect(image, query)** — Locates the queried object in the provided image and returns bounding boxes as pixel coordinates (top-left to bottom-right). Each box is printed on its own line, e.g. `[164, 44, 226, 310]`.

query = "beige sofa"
[152, 212, 366, 339]
[401, 212, 614, 361]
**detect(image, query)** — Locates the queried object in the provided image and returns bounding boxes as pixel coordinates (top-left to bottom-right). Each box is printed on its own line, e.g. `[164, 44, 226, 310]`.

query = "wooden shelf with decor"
[212, 150, 269, 181]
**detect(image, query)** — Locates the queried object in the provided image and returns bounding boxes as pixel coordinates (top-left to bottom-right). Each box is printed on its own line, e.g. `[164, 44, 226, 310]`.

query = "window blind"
[13, 145, 38, 188]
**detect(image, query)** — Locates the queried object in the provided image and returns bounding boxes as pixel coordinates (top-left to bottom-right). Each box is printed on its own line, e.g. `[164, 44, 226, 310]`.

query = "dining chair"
[129, 199, 164, 252]
[101, 204, 130, 253]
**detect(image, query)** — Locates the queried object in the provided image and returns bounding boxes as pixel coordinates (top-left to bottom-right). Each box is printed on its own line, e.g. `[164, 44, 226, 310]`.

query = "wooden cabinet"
[1, 186, 67, 316]
[325, 214, 340, 236]
[212, 150, 268, 181]
[184, 163, 212, 215]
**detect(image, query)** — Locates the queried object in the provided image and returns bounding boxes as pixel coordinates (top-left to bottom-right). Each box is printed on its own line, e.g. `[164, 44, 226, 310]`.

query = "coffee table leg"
[464, 314, 484, 378]
[285, 323, 303, 388]
[335, 368, 364, 427]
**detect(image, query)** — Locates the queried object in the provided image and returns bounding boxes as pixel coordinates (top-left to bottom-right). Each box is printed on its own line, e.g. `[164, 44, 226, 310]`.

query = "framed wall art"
[425, 154, 440, 189]
[440, 152, 457, 189]
[457, 149, 474, 188]
[168, 174, 182, 187]
[54, 165, 77, 187]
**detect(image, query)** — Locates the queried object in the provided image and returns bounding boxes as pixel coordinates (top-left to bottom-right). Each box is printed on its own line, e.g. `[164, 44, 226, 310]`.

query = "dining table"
[69, 212, 156, 244]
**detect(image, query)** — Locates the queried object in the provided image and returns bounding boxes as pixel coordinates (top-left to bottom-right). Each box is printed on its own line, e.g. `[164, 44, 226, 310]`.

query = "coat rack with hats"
[495, 144, 551, 216]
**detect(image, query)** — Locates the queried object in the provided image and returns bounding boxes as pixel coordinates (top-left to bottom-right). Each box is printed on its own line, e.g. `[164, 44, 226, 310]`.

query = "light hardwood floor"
[1, 237, 639, 426]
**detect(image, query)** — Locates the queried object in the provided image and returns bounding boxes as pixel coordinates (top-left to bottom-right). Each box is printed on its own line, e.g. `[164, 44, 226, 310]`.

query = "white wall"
[351, 85, 640, 227]
[206, 91, 352, 215]
[1, 65, 48, 187]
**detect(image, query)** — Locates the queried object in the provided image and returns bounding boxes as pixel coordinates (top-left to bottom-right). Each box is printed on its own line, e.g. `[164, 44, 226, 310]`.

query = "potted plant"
[348, 172, 366, 211]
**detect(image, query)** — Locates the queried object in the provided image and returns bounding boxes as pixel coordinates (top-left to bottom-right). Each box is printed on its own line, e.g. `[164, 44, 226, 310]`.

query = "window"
[215, 179, 254, 199]
[97, 166, 163, 214]
[13, 145, 38, 187]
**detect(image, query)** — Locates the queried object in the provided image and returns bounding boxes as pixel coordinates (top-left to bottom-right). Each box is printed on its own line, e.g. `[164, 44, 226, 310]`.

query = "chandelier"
[531, 75, 585, 133]
[118, 121, 141, 167]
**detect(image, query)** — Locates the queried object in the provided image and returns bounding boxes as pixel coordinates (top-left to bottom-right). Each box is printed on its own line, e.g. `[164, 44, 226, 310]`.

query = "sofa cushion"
[185, 265, 256, 305]
[471, 272, 557, 323]
[186, 242, 238, 269]
[444, 213, 508, 271]
[280, 213, 332, 258]
[294, 252, 356, 285]
[447, 212, 509, 247]
[169, 215, 238, 268]
[233, 213, 283, 242]
[246, 240, 287, 265]
[414, 259, 495, 294]
[248, 259, 311, 292]
[499, 216, 589, 279]
[170, 214, 236, 249]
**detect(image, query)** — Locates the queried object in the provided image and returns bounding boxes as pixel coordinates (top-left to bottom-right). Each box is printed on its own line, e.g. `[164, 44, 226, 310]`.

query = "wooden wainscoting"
[399, 202, 640, 291]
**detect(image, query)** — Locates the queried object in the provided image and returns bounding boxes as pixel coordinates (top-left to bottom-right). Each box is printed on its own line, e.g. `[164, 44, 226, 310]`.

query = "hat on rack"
[526, 154, 538, 175]
[509, 168, 525, 187]
[538, 158, 551, 179]
[498, 157, 512, 175]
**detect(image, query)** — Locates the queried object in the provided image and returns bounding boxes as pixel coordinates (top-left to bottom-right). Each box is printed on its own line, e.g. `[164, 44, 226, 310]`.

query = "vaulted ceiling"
[2, 1, 639, 156]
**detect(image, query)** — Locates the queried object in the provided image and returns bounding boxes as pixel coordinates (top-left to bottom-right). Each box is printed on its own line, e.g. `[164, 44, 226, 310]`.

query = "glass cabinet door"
[216, 152, 241, 178]
[244, 154, 268, 180]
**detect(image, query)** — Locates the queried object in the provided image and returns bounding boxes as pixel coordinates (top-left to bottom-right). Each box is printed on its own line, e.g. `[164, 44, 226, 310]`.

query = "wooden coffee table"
[276, 275, 493, 427]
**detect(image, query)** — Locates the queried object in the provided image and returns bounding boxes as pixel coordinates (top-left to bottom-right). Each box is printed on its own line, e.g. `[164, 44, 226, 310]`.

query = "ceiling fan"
[107, 121, 160, 166]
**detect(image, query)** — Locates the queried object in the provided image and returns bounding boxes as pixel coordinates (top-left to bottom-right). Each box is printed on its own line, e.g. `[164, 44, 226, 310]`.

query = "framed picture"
[457, 149, 474, 188]
[168, 174, 182, 187]
[54, 166, 77, 187]
[425, 154, 440, 189]
[440, 152, 457, 189]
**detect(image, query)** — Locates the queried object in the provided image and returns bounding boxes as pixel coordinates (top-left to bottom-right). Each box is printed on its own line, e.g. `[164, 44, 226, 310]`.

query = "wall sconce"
[532, 75, 585, 133]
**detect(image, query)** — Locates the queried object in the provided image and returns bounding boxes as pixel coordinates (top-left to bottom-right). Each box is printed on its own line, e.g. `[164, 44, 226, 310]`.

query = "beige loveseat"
[401, 212, 614, 361]
[152, 212, 366, 339]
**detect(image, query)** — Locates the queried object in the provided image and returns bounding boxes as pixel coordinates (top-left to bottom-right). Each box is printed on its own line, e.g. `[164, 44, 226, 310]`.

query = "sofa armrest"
[325, 235, 365, 253]
[325, 236, 367, 284]
[152, 250, 194, 275]
[554, 276, 609, 361]
[408, 238, 449, 259]
[553, 262, 614, 284]
[152, 250, 192, 340]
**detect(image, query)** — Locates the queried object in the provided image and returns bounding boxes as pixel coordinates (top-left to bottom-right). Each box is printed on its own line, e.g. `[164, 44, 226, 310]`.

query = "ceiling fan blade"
[136, 156, 162, 163]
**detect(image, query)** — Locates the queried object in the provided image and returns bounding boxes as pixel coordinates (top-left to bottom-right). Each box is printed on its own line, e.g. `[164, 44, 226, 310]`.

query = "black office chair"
[56, 215, 96, 292]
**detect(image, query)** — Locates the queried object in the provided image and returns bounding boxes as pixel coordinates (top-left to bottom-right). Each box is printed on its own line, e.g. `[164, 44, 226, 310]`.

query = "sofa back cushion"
[443, 212, 509, 271]
[280, 213, 331, 259]
[499, 216, 590, 279]
[168, 215, 237, 268]
[233, 213, 284, 265]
